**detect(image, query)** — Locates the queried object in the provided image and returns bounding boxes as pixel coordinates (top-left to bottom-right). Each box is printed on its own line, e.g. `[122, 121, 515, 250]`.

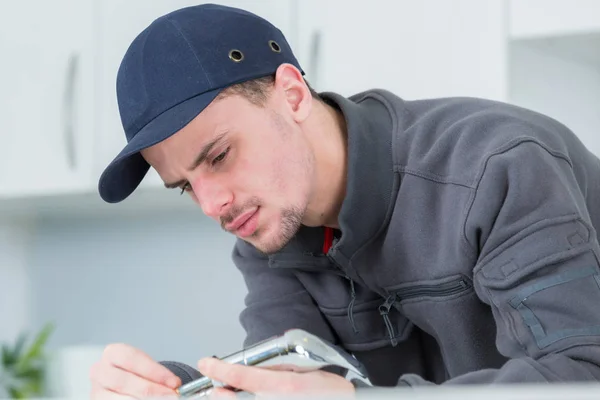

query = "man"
[90, 3, 600, 399]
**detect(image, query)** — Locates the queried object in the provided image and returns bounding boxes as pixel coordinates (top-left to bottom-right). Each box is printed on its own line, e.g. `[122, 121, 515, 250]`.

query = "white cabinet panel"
[294, 0, 506, 101]
[0, 0, 94, 197]
[2, 0, 598, 215]
[94, 0, 295, 192]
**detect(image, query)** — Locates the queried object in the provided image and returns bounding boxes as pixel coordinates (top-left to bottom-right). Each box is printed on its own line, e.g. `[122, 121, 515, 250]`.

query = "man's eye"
[212, 147, 230, 166]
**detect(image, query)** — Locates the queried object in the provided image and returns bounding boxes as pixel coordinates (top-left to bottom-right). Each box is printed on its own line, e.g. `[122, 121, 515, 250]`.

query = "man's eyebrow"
[187, 131, 229, 171]
[163, 131, 229, 190]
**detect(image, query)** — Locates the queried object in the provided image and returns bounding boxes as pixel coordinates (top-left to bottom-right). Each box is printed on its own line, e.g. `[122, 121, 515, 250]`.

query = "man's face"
[140, 73, 316, 254]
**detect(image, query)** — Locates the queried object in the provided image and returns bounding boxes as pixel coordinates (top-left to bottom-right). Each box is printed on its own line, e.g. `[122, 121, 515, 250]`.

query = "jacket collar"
[266, 90, 400, 270]
[318, 90, 400, 269]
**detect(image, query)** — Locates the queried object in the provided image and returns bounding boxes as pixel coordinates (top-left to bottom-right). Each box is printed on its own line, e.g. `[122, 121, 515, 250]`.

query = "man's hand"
[197, 357, 355, 398]
[90, 343, 181, 400]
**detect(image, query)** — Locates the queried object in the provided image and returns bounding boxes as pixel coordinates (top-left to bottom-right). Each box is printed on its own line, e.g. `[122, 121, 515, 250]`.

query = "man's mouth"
[225, 207, 260, 237]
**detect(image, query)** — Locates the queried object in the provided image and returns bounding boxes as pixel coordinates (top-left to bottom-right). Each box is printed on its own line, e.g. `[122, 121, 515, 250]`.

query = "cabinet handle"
[62, 52, 78, 171]
[308, 30, 322, 89]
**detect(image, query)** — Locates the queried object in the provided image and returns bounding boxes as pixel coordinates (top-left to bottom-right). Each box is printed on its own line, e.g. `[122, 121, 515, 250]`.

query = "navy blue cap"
[98, 3, 304, 203]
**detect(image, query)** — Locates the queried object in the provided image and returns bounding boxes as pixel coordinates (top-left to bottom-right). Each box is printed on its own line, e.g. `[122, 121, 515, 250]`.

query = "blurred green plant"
[0, 323, 54, 399]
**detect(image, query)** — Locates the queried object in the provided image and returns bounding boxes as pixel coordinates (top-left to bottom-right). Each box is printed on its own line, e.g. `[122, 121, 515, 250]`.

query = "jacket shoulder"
[368, 89, 583, 187]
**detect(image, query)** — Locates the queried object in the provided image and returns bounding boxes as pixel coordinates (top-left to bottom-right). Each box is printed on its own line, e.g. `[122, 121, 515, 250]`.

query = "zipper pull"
[378, 294, 398, 347]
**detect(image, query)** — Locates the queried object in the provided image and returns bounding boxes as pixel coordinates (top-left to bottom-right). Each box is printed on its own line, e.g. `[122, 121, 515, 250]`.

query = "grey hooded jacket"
[230, 88, 600, 387]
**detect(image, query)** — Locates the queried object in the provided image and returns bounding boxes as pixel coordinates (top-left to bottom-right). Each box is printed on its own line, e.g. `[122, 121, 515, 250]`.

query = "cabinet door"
[294, 0, 506, 101]
[95, 0, 295, 193]
[0, 0, 94, 198]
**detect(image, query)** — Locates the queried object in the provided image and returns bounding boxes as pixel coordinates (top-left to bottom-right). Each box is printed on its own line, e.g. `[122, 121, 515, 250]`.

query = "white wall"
[0, 1, 598, 388]
[0, 219, 34, 344]
[508, 35, 600, 157]
[25, 211, 248, 367]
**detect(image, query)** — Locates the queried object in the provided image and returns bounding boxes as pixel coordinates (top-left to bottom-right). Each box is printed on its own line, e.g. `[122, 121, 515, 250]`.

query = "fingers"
[101, 343, 181, 388]
[197, 358, 356, 397]
[198, 358, 296, 394]
[91, 360, 178, 399]
[90, 343, 181, 400]
[90, 382, 136, 400]
[209, 387, 237, 399]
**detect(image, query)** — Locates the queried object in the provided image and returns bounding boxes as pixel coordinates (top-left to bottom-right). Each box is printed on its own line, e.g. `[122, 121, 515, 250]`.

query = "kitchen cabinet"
[293, 0, 600, 158]
[0, 0, 95, 198]
[0, 0, 296, 207]
[0, 0, 599, 215]
[293, 0, 507, 101]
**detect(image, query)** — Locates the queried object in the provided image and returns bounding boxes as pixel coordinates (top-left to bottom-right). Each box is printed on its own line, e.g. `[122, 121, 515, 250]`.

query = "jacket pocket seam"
[384, 274, 473, 305]
[509, 264, 600, 349]
[397, 287, 473, 306]
[318, 298, 383, 316]
[475, 221, 593, 290]
[473, 213, 583, 277]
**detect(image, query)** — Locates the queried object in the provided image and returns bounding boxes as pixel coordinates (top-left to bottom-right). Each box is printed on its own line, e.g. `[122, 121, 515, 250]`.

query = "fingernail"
[168, 377, 181, 388]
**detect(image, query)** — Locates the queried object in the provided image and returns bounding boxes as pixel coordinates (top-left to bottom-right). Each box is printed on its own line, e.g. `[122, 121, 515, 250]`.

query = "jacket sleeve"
[231, 238, 338, 349]
[399, 139, 600, 386]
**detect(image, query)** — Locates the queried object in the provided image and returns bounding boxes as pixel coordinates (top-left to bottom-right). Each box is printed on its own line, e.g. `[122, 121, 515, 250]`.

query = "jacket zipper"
[378, 294, 399, 346]
[377, 277, 471, 347]
[269, 252, 344, 275]
[393, 277, 471, 301]
[327, 238, 359, 334]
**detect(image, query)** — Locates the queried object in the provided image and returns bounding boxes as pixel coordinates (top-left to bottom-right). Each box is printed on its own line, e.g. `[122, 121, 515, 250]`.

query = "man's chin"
[244, 237, 287, 256]
[243, 228, 294, 256]
[235, 210, 303, 255]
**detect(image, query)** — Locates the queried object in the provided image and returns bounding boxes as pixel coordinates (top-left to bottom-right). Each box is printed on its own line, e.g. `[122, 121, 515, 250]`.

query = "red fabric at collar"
[323, 227, 334, 254]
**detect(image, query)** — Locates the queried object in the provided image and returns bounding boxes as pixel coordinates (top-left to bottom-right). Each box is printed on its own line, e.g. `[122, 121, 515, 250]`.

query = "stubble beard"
[239, 109, 314, 255]
[221, 197, 306, 255]
[253, 204, 305, 255]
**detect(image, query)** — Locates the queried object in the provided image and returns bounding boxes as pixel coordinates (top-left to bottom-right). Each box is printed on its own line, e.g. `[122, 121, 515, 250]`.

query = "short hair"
[216, 73, 321, 107]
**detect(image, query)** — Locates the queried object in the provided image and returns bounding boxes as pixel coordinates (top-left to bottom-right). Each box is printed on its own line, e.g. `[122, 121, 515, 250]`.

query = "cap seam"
[165, 16, 213, 87]
[137, 29, 153, 133]
[131, 89, 221, 142]
[102, 5, 305, 203]
[129, 69, 276, 140]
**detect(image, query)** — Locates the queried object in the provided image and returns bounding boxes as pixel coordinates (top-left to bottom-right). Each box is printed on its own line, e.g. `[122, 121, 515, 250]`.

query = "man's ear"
[274, 63, 312, 123]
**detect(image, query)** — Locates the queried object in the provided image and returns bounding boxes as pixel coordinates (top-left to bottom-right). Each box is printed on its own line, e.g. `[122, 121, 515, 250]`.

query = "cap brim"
[98, 88, 222, 203]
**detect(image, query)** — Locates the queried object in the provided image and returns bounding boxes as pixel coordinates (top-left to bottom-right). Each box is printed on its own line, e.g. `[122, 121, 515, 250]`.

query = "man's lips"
[225, 208, 258, 232]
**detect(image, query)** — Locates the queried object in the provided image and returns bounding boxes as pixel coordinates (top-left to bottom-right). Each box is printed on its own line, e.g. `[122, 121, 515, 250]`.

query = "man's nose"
[193, 181, 232, 219]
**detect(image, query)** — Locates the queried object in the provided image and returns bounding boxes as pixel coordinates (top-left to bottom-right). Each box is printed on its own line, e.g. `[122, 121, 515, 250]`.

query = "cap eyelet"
[268, 40, 281, 53]
[229, 49, 244, 62]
